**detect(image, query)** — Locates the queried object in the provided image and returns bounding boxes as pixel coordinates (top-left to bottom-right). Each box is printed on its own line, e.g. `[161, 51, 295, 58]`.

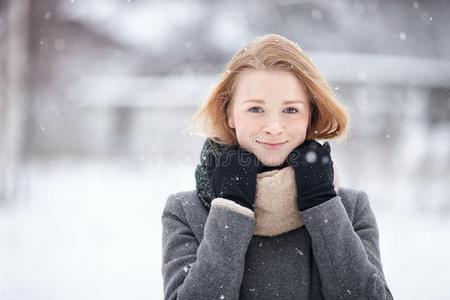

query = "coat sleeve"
[301, 190, 394, 300]
[161, 194, 256, 300]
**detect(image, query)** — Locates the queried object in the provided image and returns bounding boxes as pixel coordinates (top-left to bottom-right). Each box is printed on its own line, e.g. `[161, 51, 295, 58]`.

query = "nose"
[263, 114, 283, 135]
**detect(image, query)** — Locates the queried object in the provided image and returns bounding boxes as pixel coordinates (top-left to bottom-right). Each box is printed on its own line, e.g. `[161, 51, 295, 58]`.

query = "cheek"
[287, 118, 309, 147]
[234, 122, 257, 144]
[233, 116, 261, 148]
[292, 119, 308, 134]
[233, 112, 254, 133]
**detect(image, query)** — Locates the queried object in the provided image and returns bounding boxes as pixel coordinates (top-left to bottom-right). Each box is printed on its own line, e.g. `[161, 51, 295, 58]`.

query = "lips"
[256, 140, 288, 150]
[259, 141, 288, 146]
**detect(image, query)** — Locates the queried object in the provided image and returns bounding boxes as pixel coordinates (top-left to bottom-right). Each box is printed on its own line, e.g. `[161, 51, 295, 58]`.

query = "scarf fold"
[254, 165, 304, 236]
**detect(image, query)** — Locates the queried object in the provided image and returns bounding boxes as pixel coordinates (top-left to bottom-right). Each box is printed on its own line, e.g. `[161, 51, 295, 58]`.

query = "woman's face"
[228, 69, 311, 166]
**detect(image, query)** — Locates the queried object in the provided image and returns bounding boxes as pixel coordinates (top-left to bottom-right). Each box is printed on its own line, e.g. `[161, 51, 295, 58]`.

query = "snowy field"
[0, 159, 449, 300]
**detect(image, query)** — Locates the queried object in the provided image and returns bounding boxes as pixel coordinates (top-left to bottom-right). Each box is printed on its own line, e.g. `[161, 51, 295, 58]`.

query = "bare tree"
[0, 0, 29, 206]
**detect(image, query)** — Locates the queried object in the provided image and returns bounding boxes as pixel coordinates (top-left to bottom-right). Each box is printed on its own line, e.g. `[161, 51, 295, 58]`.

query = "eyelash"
[248, 106, 299, 114]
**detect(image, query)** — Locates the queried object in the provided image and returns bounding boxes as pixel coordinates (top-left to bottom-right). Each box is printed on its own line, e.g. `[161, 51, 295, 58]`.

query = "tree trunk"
[0, 0, 29, 206]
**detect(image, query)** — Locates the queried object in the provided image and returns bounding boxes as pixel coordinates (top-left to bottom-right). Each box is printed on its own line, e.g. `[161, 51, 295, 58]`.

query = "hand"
[287, 140, 337, 211]
[206, 145, 265, 211]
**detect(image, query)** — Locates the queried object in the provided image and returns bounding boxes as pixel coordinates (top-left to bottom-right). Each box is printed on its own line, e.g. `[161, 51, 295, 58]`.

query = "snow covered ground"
[0, 159, 449, 299]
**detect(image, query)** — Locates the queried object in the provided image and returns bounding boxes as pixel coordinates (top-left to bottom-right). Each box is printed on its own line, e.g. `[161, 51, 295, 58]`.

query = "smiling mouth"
[258, 141, 288, 146]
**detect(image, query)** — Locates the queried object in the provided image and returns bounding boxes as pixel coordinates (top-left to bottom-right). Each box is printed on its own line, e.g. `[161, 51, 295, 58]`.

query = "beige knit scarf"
[253, 164, 340, 237]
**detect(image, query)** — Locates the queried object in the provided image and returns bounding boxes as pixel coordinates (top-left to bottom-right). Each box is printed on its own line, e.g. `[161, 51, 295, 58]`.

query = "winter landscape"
[1, 0, 449, 299]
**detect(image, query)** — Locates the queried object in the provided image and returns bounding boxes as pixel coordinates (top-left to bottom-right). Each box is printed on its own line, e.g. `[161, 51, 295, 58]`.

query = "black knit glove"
[206, 145, 266, 211]
[287, 140, 337, 211]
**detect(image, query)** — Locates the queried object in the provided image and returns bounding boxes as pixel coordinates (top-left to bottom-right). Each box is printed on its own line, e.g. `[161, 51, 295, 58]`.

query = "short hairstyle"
[190, 33, 349, 145]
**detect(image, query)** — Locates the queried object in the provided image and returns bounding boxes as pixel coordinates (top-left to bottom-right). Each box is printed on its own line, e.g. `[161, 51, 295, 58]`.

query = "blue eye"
[284, 107, 298, 113]
[248, 106, 299, 113]
[248, 106, 263, 113]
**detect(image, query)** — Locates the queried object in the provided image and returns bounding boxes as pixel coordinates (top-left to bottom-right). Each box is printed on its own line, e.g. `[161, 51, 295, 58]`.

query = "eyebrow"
[242, 99, 305, 104]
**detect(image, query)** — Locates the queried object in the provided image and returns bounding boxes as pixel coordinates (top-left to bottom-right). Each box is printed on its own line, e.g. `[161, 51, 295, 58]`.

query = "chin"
[263, 161, 283, 167]
[258, 154, 288, 167]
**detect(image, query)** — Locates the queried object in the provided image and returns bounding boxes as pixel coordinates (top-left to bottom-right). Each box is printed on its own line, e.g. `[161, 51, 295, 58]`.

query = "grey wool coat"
[161, 187, 394, 300]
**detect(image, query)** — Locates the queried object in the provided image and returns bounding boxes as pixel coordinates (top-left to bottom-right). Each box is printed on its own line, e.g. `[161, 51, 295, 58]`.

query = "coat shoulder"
[162, 190, 208, 240]
[163, 190, 202, 216]
[337, 187, 368, 224]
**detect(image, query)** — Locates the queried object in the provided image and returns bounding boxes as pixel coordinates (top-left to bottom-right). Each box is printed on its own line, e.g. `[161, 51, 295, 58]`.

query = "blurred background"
[1, 0, 449, 299]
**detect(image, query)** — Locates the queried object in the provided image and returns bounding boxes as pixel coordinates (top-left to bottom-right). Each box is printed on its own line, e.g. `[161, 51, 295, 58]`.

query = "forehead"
[233, 70, 307, 101]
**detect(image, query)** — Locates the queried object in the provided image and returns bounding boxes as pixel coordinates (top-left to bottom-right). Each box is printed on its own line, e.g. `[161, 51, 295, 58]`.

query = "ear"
[227, 109, 235, 129]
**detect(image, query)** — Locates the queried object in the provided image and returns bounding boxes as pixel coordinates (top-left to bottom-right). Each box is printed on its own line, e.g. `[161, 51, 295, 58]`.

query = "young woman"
[161, 34, 394, 299]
